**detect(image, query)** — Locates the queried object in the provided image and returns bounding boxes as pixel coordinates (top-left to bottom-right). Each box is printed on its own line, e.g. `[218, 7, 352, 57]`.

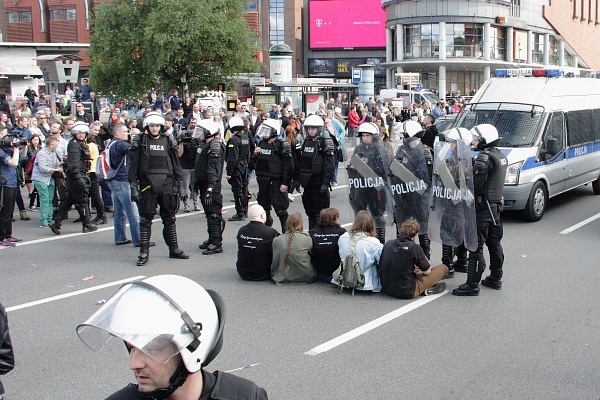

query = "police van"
[379, 88, 441, 109]
[453, 68, 600, 221]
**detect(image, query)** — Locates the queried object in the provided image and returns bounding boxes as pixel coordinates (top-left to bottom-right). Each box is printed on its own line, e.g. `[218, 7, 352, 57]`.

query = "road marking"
[560, 212, 600, 234]
[305, 291, 447, 356]
[6, 275, 146, 312]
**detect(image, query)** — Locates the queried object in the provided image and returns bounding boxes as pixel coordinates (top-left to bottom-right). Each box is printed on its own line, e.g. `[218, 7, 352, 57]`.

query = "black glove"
[320, 183, 330, 194]
[130, 185, 140, 203]
[204, 189, 213, 206]
[178, 181, 187, 202]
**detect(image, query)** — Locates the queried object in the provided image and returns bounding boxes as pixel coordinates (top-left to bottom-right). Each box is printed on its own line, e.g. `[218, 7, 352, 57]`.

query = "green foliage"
[89, 0, 258, 98]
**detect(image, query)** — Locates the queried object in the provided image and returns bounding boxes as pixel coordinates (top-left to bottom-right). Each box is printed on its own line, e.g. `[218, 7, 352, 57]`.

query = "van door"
[564, 109, 599, 190]
[539, 112, 567, 196]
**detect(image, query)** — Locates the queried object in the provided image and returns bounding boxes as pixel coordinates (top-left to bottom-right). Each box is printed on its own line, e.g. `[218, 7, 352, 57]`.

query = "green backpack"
[336, 234, 365, 295]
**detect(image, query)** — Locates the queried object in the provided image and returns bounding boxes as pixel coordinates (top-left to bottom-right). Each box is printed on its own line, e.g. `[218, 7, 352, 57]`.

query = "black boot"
[137, 220, 151, 266]
[452, 256, 483, 296]
[92, 210, 108, 225]
[228, 194, 245, 221]
[375, 227, 386, 244]
[203, 217, 223, 255]
[278, 213, 288, 234]
[78, 206, 97, 233]
[418, 234, 430, 260]
[265, 212, 273, 227]
[164, 223, 189, 259]
[452, 243, 468, 273]
[199, 222, 211, 249]
[481, 274, 503, 290]
[228, 213, 245, 221]
[442, 244, 455, 279]
[308, 215, 318, 232]
[49, 219, 61, 235]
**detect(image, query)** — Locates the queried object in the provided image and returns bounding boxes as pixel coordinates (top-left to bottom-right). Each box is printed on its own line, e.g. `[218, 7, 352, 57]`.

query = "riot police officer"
[49, 121, 98, 234]
[129, 111, 189, 266]
[253, 118, 293, 233]
[452, 124, 507, 296]
[194, 119, 226, 255]
[298, 115, 336, 230]
[225, 116, 252, 222]
[348, 122, 390, 244]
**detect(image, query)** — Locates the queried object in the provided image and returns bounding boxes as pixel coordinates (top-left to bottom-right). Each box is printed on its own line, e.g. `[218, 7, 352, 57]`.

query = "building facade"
[382, 0, 600, 98]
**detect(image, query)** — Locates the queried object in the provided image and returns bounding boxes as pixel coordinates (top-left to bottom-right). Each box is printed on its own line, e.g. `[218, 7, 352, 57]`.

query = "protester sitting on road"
[236, 204, 279, 281]
[378, 218, 448, 299]
[309, 208, 346, 282]
[271, 212, 316, 283]
[333, 210, 383, 292]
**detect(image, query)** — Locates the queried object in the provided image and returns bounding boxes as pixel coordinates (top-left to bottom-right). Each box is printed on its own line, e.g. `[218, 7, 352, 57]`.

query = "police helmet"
[195, 119, 220, 140]
[77, 275, 225, 395]
[442, 127, 471, 143]
[400, 120, 424, 139]
[358, 122, 380, 141]
[470, 124, 501, 148]
[71, 121, 89, 135]
[228, 116, 244, 133]
[256, 118, 281, 140]
[143, 111, 166, 127]
[303, 114, 324, 137]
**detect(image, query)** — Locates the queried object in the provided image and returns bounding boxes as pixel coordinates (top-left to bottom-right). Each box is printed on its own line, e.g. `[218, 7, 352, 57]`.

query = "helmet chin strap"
[136, 360, 189, 400]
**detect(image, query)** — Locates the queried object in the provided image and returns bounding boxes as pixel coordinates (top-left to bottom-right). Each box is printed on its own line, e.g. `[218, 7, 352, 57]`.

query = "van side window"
[593, 109, 600, 141]
[541, 112, 565, 161]
[566, 109, 594, 146]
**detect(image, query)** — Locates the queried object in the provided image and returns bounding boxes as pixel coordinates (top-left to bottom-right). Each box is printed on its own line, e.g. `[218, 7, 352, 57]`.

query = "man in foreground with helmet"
[129, 112, 189, 266]
[49, 121, 98, 234]
[390, 120, 433, 258]
[76, 275, 269, 399]
[453, 124, 507, 296]
[253, 118, 293, 233]
[225, 116, 252, 222]
[194, 119, 226, 255]
[347, 122, 391, 244]
[298, 115, 335, 230]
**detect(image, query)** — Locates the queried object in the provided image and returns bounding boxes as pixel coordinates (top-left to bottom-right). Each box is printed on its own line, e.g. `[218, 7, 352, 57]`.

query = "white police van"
[453, 68, 600, 221]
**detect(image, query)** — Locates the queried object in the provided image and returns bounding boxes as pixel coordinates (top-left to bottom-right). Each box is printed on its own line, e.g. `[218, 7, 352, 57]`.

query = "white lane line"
[6, 275, 146, 312]
[305, 291, 447, 356]
[560, 212, 600, 234]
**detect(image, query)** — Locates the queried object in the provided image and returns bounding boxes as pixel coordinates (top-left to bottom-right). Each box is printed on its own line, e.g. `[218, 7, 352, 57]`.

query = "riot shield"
[346, 140, 394, 228]
[388, 137, 432, 233]
[428, 139, 476, 250]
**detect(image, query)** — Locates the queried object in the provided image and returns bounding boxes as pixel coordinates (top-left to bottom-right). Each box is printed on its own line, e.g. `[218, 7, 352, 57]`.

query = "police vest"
[236, 132, 251, 163]
[138, 134, 173, 175]
[483, 148, 507, 203]
[255, 140, 284, 178]
[298, 138, 324, 177]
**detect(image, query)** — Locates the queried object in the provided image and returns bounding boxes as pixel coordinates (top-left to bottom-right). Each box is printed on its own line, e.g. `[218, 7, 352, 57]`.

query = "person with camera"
[225, 116, 252, 222]
[0, 124, 25, 246]
[177, 117, 200, 212]
[49, 121, 98, 235]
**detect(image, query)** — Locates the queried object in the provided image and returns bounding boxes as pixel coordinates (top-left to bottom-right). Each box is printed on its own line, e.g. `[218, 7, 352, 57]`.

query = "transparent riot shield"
[388, 137, 432, 233]
[428, 139, 476, 250]
[346, 139, 394, 229]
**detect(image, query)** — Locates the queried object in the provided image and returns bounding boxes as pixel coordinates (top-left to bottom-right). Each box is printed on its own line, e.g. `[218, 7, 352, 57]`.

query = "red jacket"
[348, 109, 362, 128]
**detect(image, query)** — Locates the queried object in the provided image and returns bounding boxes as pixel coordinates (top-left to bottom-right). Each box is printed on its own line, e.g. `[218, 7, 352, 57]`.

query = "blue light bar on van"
[494, 68, 563, 77]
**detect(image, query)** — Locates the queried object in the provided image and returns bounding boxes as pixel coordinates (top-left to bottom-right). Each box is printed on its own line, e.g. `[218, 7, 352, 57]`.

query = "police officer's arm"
[225, 137, 238, 177]
[169, 135, 184, 183]
[473, 151, 490, 194]
[322, 137, 336, 183]
[280, 140, 293, 188]
[66, 141, 84, 180]
[207, 140, 224, 189]
[128, 135, 141, 184]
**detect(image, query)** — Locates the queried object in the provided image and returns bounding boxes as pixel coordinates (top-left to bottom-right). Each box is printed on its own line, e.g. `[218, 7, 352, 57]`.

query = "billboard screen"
[309, 0, 386, 49]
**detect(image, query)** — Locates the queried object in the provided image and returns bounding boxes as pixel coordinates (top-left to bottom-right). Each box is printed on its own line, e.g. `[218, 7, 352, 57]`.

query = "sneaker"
[27, 206, 38, 211]
[194, 204, 201, 211]
[0, 239, 15, 247]
[424, 282, 446, 296]
[184, 205, 191, 213]
[332, 182, 338, 187]
[39, 223, 49, 228]
[7, 236, 23, 243]
[20, 210, 30, 221]
[287, 193, 295, 202]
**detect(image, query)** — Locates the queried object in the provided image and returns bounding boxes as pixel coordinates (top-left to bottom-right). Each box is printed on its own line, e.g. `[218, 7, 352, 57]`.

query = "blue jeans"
[107, 180, 140, 245]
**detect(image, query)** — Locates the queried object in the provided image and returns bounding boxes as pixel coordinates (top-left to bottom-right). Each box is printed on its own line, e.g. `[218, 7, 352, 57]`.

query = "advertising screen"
[309, 0, 386, 49]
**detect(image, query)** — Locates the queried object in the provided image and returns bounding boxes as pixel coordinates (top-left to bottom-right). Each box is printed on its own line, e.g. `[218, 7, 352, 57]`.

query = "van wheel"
[523, 181, 547, 222]
[592, 177, 600, 195]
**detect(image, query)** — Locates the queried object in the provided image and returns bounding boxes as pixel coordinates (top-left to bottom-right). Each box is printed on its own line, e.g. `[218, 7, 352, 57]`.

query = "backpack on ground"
[333, 234, 365, 295]
[96, 141, 124, 181]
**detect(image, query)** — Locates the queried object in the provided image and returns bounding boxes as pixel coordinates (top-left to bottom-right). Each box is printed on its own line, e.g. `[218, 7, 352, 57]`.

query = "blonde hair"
[285, 213, 304, 270]
[349, 210, 376, 237]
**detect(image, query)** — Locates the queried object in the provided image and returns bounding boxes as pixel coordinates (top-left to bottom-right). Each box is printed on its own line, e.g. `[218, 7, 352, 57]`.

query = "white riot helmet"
[194, 119, 220, 141]
[77, 275, 225, 396]
[470, 123, 500, 149]
[442, 127, 471, 143]
[143, 111, 166, 128]
[256, 118, 281, 140]
[358, 122, 380, 141]
[303, 114, 324, 137]
[228, 116, 244, 133]
[71, 121, 89, 135]
[399, 120, 424, 139]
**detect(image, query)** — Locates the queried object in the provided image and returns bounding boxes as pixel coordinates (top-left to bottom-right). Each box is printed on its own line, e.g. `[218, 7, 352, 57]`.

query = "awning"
[0, 65, 43, 76]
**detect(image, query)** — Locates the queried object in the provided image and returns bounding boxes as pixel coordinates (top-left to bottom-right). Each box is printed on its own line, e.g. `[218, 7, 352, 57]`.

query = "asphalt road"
[2, 165, 600, 399]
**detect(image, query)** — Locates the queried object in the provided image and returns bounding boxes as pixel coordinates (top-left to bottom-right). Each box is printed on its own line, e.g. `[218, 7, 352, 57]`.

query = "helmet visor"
[256, 124, 273, 140]
[76, 283, 193, 364]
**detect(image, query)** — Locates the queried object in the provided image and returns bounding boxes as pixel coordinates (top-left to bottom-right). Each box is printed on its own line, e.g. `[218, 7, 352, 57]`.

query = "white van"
[380, 89, 441, 109]
[453, 68, 600, 221]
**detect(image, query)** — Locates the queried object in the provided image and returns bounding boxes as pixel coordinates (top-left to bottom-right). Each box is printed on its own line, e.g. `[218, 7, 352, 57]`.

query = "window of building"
[269, 0, 284, 46]
[489, 26, 506, 60]
[248, 1, 258, 12]
[532, 33, 544, 64]
[7, 11, 32, 23]
[403, 24, 439, 59]
[49, 9, 76, 21]
[391, 27, 397, 61]
[446, 23, 483, 58]
[548, 36, 559, 65]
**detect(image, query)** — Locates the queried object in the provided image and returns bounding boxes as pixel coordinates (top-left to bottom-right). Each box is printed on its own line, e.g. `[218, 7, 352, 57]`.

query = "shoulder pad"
[323, 137, 335, 154]
[209, 140, 223, 156]
[280, 140, 291, 152]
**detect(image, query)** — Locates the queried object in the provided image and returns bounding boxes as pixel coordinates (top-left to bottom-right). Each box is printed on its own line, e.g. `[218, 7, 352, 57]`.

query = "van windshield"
[454, 102, 545, 147]
[422, 92, 441, 106]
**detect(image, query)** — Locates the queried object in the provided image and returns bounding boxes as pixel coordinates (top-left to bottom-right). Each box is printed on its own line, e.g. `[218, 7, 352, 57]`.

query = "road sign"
[352, 68, 362, 83]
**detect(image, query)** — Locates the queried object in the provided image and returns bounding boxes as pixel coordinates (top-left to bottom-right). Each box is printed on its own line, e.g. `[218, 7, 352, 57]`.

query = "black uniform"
[454, 146, 507, 294]
[51, 137, 97, 233]
[129, 131, 188, 264]
[254, 138, 293, 232]
[298, 135, 335, 230]
[194, 138, 226, 254]
[226, 129, 252, 220]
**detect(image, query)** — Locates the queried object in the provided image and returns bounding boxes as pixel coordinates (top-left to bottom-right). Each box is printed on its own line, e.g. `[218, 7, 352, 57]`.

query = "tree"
[89, 0, 259, 98]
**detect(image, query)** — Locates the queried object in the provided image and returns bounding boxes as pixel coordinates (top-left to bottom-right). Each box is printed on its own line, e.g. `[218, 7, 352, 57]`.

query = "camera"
[0, 136, 28, 149]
